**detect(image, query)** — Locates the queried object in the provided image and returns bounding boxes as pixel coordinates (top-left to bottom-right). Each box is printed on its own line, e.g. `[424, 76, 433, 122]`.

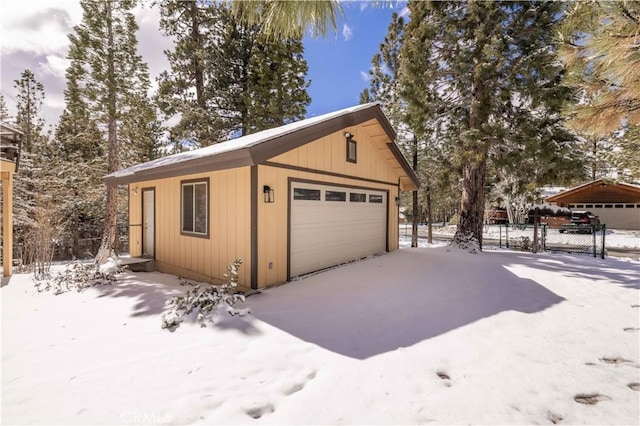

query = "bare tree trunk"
[411, 136, 418, 247]
[97, 1, 118, 265]
[452, 58, 489, 251]
[426, 183, 433, 244]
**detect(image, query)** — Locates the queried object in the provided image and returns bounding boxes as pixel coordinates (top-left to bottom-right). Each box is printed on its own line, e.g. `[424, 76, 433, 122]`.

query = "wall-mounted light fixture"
[345, 131, 357, 163]
[263, 185, 274, 203]
[131, 186, 139, 195]
[395, 196, 400, 206]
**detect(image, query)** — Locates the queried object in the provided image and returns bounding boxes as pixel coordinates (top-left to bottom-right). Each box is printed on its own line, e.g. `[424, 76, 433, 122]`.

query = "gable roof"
[104, 103, 420, 189]
[545, 179, 640, 202]
[1, 120, 23, 172]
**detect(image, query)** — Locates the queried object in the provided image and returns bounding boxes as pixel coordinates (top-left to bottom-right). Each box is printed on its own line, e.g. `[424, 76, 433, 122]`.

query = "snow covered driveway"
[2, 247, 639, 425]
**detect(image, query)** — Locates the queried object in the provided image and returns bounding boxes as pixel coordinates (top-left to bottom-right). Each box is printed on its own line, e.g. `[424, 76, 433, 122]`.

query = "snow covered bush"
[34, 258, 124, 295]
[161, 258, 251, 332]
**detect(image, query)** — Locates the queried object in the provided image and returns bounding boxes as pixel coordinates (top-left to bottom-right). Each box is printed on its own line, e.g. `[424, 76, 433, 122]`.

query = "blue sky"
[0, 1, 408, 127]
[304, 2, 408, 116]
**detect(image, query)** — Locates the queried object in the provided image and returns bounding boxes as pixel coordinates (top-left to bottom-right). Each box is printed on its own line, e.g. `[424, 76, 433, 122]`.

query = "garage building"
[104, 103, 420, 289]
[545, 179, 640, 230]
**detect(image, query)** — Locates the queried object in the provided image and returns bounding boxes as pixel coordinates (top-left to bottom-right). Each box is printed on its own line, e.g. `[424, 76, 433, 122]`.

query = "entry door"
[142, 188, 155, 257]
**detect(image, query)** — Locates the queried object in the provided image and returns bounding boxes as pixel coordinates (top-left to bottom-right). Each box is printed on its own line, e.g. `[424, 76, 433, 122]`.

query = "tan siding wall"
[257, 122, 403, 287]
[128, 168, 252, 287]
[269, 121, 402, 185]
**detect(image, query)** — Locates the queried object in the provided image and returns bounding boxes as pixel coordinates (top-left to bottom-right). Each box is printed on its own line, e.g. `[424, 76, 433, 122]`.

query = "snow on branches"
[161, 258, 251, 332]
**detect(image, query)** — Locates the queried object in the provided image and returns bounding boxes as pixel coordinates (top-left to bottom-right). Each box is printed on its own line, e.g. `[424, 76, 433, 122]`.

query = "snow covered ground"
[2, 242, 639, 425]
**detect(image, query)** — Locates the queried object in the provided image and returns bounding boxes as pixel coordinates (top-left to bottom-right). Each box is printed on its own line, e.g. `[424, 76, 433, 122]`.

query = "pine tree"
[63, 0, 157, 263]
[158, 1, 311, 145]
[225, 0, 342, 39]
[247, 35, 310, 132]
[0, 94, 9, 121]
[11, 70, 60, 269]
[559, 0, 640, 135]
[401, 1, 578, 250]
[14, 70, 45, 153]
[157, 0, 223, 147]
[361, 12, 424, 247]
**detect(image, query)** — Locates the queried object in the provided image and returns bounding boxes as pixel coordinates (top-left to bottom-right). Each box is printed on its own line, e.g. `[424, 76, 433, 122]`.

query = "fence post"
[499, 223, 502, 248]
[506, 224, 509, 249]
[592, 225, 597, 257]
[601, 224, 606, 259]
[542, 224, 547, 252]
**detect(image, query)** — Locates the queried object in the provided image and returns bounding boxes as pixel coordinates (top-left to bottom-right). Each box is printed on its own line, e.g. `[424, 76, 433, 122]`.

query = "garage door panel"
[290, 182, 387, 277]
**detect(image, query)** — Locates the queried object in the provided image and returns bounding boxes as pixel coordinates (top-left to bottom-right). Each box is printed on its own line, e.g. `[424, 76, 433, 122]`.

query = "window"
[350, 192, 366, 202]
[625, 204, 635, 208]
[326, 191, 346, 201]
[347, 139, 357, 163]
[614, 204, 624, 208]
[294, 188, 321, 200]
[585, 204, 593, 208]
[369, 194, 383, 203]
[181, 179, 208, 237]
[604, 204, 613, 208]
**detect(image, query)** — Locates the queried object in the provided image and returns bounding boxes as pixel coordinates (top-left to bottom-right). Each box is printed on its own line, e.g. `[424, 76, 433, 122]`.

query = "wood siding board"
[261, 161, 398, 187]
[251, 165, 258, 289]
[106, 104, 421, 189]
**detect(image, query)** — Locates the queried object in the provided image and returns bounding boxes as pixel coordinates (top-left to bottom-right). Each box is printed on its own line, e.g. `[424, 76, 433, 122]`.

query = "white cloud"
[360, 71, 370, 82]
[38, 55, 70, 79]
[342, 24, 353, 42]
[0, 1, 81, 56]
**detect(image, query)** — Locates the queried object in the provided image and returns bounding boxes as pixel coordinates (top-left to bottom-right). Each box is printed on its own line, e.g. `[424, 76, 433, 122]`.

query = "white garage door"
[290, 182, 387, 277]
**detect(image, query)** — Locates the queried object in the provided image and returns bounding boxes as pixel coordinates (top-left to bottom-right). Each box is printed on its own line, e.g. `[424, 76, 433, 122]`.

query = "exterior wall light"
[395, 196, 400, 206]
[345, 131, 357, 163]
[263, 185, 274, 203]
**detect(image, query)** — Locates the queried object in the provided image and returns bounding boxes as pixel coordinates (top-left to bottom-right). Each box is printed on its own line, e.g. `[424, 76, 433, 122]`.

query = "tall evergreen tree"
[158, 1, 310, 146]
[157, 0, 222, 147]
[361, 13, 424, 247]
[401, 0, 578, 250]
[14, 70, 45, 153]
[0, 94, 9, 121]
[11, 70, 59, 268]
[64, 0, 157, 262]
[247, 35, 310, 132]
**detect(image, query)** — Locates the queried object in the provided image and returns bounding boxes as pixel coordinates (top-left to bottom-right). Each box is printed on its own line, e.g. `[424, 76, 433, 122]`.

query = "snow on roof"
[546, 178, 640, 201]
[106, 102, 383, 181]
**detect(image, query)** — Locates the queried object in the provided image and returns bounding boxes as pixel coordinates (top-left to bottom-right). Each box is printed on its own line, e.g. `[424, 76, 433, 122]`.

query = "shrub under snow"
[34, 258, 124, 295]
[161, 258, 251, 332]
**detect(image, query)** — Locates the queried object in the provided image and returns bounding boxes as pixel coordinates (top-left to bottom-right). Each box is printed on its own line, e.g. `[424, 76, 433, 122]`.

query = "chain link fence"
[496, 223, 606, 258]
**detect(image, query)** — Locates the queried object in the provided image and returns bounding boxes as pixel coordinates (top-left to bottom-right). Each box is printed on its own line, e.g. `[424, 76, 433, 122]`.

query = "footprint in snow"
[436, 371, 452, 387]
[574, 393, 610, 405]
[547, 410, 563, 424]
[623, 327, 639, 332]
[628, 383, 640, 391]
[244, 403, 275, 419]
[282, 369, 317, 396]
[436, 371, 450, 380]
[600, 357, 633, 365]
